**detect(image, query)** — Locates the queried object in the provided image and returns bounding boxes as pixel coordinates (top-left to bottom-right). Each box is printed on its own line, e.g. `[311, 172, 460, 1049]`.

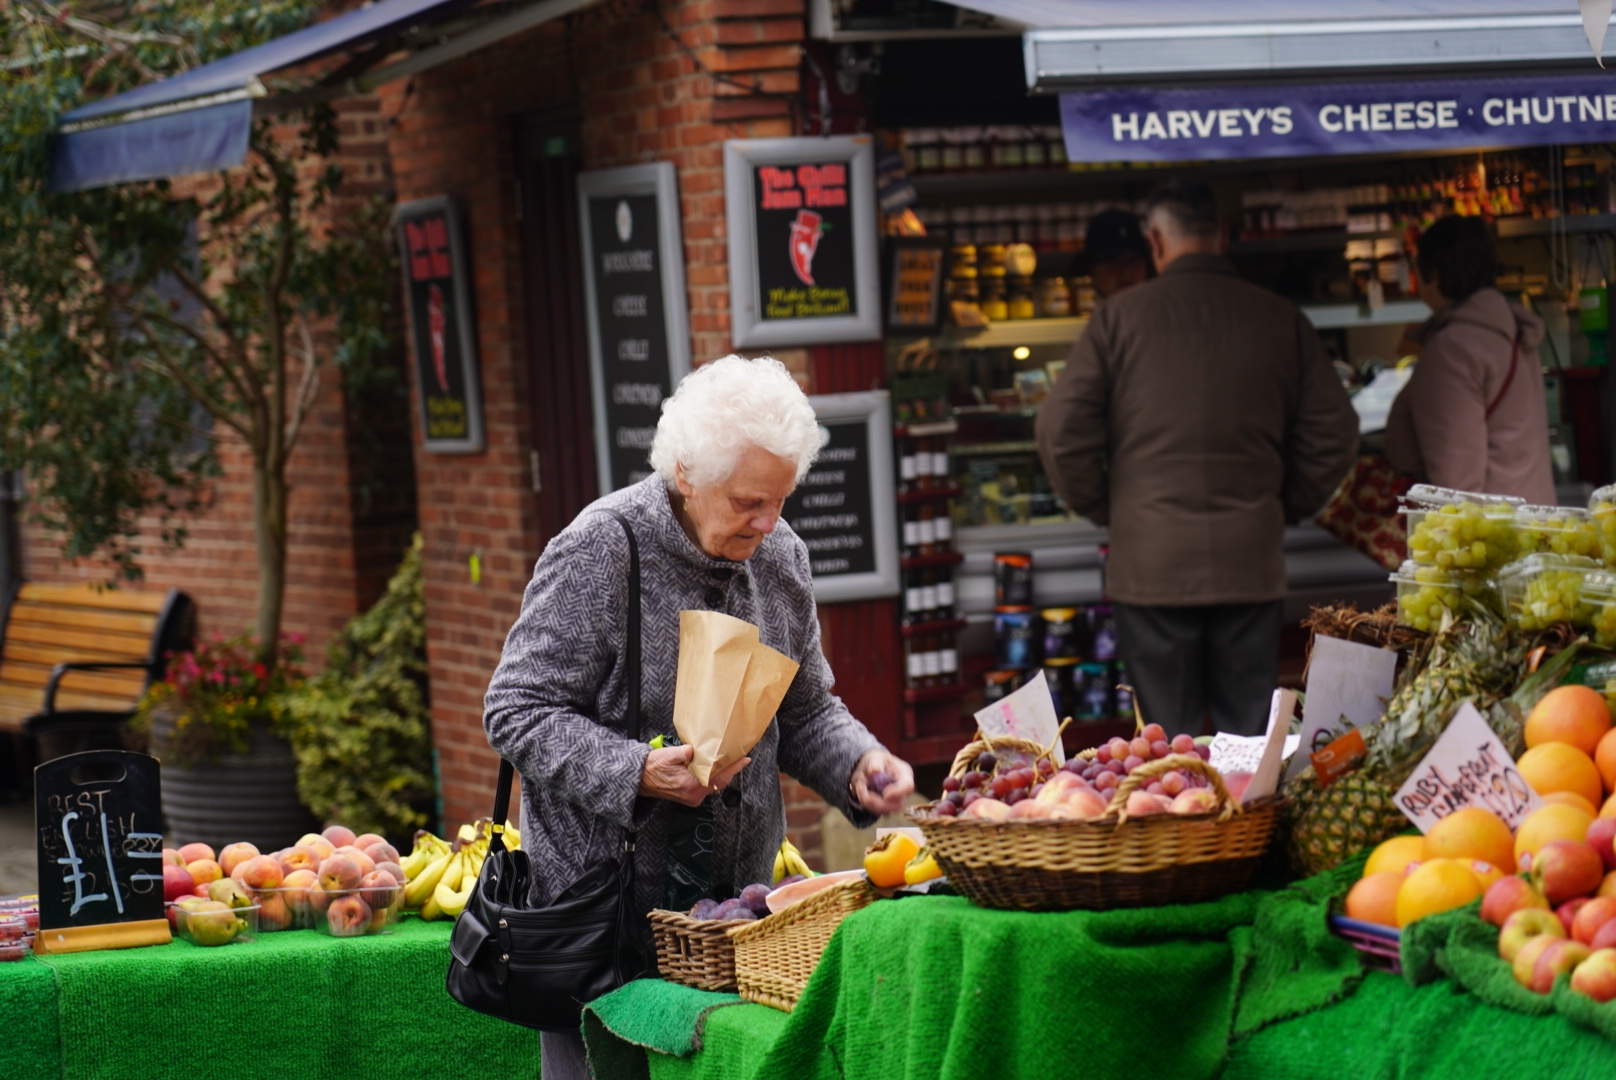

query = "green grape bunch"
[1406, 502, 1520, 571]
[1591, 488, 1616, 565]
[1516, 506, 1601, 559]
[1507, 567, 1595, 632]
[1394, 563, 1496, 631]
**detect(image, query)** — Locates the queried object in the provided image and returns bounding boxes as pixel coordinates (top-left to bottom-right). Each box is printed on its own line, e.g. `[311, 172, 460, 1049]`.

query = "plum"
[727, 908, 758, 922]
[869, 770, 894, 795]
[710, 899, 745, 920]
[739, 883, 772, 915]
[775, 874, 807, 887]
[688, 898, 719, 920]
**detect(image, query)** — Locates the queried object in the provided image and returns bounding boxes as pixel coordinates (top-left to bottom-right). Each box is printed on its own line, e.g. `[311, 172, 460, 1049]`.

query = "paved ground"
[0, 801, 35, 897]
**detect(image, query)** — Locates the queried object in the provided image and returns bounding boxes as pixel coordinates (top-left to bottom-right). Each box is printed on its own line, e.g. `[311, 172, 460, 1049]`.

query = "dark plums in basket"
[776, 874, 807, 887]
[739, 883, 772, 915]
[689, 898, 719, 920]
[727, 908, 757, 921]
[710, 899, 745, 920]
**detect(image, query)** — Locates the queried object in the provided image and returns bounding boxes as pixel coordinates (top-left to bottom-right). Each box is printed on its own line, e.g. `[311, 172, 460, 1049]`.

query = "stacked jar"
[898, 427, 960, 692]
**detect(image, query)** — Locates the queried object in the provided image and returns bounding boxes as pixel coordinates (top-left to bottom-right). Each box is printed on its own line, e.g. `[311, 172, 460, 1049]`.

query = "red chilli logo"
[428, 283, 449, 392]
[789, 209, 823, 286]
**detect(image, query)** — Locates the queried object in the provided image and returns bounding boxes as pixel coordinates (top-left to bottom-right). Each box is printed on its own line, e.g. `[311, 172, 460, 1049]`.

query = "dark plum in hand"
[869, 770, 894, 795]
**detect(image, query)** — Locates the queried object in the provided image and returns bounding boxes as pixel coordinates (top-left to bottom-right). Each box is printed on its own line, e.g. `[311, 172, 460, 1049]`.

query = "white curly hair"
[649, 355, 821, 489]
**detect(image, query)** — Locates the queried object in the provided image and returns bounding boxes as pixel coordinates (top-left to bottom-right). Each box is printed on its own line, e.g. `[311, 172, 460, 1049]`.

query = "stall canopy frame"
[49, 0, 598, 192]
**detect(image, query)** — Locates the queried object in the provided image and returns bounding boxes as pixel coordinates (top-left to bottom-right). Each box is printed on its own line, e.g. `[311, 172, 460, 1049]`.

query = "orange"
[1525, 685, 1613, 757]
[1597, 727, 1616, 796]
[1345, 872, 1403, 928]
[1514, 803, 1596, 871]
[1465, 860, 1506, 889]
[1541, 791, 1599, 817]
[1424, 807, 1516, 872]
[1396, 859, 1484, 928]
[1365, 834, 1427, 878]
[1517, 742, 1604, 809]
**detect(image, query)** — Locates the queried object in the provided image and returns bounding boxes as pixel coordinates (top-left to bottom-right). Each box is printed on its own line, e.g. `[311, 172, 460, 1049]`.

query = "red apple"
[1532, 841, 1606, 905]
[218, 842, 259, 877]
[1482, 876, 1549, 927]
[162, 864, 195, 903]
[1500, 907, 1566, 962]
[176, 842, 215, 865]
[1571, 947, 1616, 1002]
[1558, 898, 1592, 937]
[1573, 896, 1616, 945]
[1514, 934, 1562, 986]
[1532, 939, 1591, 994]
[324, 894, 372, 937]
[318, 854, 364, 892]
[1592, 919, 1616, 952]
[321, 825, 358, 850]
[1587, 818, 1616, 872]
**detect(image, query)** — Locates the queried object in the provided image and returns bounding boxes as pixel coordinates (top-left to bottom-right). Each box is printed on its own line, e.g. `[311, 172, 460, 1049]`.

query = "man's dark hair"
[1145, 179, 1220, 239]
[1084, 210, 1150, 267]
[1416, 215, 1496, 303]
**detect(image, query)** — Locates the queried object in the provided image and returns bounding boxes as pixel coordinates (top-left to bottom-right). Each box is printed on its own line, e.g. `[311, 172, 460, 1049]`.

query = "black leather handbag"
[446, 509, 650, 1031]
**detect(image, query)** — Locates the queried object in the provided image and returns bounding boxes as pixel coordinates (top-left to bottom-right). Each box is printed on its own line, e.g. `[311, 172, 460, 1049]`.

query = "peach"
[177, 842, 215, 865]
[1532, 939, 1591, 994]
[279, 846, 321, 875]
[1007, 799, 1050, 819]
[1574, 896, 1616, 945]
[1481, 876, 1549, 927]
[1169, 788, 1220, 815]
[297, 834, 337, 862]
[1558, 898, 1591, 937]
[363, 841, 401, 867]
[321, 825, 357, 849]
[1052, 789, 1108, 820]
[186, 858, 223, 885]
[368, 900, 392, 934]
[233, 855, 284, 891]
[318, 854, 364, 892]
[335, 846, 377, 875]
[1500, 907, 1566, 962]
[374, 861, 408, 886]
[1513, 933, 1562, 987]
[359, 869, 401, 910]
[1532, 841, 1605, 905]
[162, 848, 186, 867]
[308, 883, 331, 913]
[1125, 790, 1167, 817]
[218, 843, 260, 877]
[257, 893, 292, 931]
[325, 894, 372, 937]
[352, 833, 387, 852]
[1034, 773, 1080, 805]
[1588, 818, 1616, 872]
[1571, 947, 1616, 1001]
[964, 798, 1011, 821]
[281, 869, 318, 921]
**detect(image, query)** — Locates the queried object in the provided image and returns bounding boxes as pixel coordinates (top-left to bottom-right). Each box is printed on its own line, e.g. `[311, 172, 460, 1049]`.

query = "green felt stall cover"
[1, 917, 543, 1080]
[581, 978, 743, 1080]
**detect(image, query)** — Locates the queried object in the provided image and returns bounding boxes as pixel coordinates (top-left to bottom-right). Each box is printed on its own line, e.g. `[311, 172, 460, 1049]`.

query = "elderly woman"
[485, 355, 913, 1076]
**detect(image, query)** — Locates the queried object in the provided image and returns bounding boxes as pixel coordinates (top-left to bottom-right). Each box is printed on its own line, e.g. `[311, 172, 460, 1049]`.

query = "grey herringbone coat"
[484, 476, 882, 942]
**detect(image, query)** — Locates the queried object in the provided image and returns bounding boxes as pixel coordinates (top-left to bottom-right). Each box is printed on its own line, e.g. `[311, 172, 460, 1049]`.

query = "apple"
[1599, 872, 1616, 900]
[162, 864, 195, 903]
[322, 825, 358, 850]
[192, 882, 209, 897]
[1499, 907, 1566, 962]
[1573, 896, 1616, 945]
[1513, 934, 1562, 986]
[1481, 876, 1549, 927]
[218, 842, 259, 877]
[1558, 898, 1592, 937]
[1532, 939, 1592, 994]
[185, 858, 223, 886]
[1571, 947, 1616, 1002]
[1587, 818, 1616, 872]
[162, 848, 185, 868]
[318, 853, 364, 892]
[1532, 841, 1605, 905]
[324, 894, 371, 937]
[233, 854, 284, 891]
[176, 842, 215, 865]
[1591, 919, 1616, 952]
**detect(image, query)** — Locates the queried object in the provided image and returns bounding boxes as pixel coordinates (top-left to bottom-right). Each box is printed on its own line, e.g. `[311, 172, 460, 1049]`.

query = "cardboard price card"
[1393, 702, 1543, 833]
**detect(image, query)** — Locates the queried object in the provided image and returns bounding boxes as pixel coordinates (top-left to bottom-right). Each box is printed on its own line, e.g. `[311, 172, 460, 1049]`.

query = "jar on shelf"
[1073, 276, 1097, 316]
[980, 278, 1009, 322]
[1007, 277, 1036, 320]
[979, 244, 1007, 278]
[1039, 276, 1072, 317]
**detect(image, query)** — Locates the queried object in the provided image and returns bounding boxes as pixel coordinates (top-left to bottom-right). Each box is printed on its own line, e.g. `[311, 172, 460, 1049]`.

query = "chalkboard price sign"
[578, 163, 692, 494]
[396, 195, 485, 454]
[35, 750, 170, 953]
[781, 391, 899, 604]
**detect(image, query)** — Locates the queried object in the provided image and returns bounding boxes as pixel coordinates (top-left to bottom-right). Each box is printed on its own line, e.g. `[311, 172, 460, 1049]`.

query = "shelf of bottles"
[897, 425, 966, 704]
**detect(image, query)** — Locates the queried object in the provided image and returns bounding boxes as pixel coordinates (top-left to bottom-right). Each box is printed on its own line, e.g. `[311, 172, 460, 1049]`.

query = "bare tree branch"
[131, 324, 254, 445]
[281, 312, 322, 460]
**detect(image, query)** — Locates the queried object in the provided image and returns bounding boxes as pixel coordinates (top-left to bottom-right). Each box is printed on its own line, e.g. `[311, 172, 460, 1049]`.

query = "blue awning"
[49, 0, 477, 192]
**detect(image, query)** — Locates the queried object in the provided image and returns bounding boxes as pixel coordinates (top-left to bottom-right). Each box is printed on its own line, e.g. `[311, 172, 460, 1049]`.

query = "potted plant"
[133, 633, 318, 850]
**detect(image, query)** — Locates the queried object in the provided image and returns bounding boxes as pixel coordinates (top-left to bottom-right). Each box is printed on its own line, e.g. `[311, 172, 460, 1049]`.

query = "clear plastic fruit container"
[1514, 504, 1602, 559]
[0, 941, 28, 962]
[1401, 485, 1523, 571]
[1579, 569, 1616, 648]
[0, 916, 25, 944]
[1591, 484, 1616, 565]
[1496, 554, 1602, 632]
[168, 901, 260, 946]
[315, 883, 402, 938]
[246, 885, 321, 931]
[1390, 561, 1499, 630]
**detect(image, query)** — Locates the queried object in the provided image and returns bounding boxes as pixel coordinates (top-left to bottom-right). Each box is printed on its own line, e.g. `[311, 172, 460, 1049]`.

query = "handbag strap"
[1484, 338, 1520, 421]
[487, 506, 643, 857]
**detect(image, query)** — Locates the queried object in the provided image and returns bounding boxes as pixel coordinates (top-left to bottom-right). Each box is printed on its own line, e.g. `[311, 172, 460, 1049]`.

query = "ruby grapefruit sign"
[753, 164, 856, 321]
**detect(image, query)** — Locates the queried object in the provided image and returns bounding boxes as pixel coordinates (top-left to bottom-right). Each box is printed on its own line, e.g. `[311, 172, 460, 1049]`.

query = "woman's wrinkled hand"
[850, 750, 915, 816]
[637, 744, 752, 807]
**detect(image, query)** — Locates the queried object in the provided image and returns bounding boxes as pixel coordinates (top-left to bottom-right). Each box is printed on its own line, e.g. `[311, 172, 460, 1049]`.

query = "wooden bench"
[0, 583, 195, 748]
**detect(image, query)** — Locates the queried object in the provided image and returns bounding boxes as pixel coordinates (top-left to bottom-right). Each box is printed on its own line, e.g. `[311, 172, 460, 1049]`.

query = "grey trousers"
[1112, 600, 1283, 738]
[541, 1029, 591, 1080]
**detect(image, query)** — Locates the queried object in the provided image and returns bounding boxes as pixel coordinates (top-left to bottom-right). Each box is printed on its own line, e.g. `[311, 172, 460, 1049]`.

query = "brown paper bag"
[673, 610, 800, 786]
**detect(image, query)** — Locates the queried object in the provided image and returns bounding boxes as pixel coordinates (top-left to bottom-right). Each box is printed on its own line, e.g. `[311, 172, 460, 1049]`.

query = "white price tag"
[1393, 702, 1543, 834]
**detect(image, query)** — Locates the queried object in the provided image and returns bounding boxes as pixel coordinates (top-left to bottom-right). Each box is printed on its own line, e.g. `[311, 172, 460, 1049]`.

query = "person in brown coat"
[1385, 216, 1556, 505]
[1036, 180, 1359, 736]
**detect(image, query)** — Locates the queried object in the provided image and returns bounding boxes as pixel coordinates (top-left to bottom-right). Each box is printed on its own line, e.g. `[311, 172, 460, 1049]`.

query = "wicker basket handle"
[1105, 753, 1239, 824]
[947, 718, 1072, 780]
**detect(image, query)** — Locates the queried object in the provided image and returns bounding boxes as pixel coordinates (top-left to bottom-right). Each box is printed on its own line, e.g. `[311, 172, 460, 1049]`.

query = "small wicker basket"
[647, 909, 751, 991]
[728, 877, 876, 1011]
[911, 734, 1284, 911]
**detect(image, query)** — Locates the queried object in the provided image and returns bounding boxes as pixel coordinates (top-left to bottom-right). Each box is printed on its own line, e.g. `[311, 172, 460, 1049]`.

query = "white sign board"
[974, 671, 1065, 766]
[1209, 689, 1297, 804]
[1287, 635, 1399, 780]
[1393, 702, 1543, 834]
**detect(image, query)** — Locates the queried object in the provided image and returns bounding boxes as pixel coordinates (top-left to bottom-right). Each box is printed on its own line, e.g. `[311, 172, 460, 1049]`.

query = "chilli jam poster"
[752, 163, 857, 323]
[397, 196, 485, 453]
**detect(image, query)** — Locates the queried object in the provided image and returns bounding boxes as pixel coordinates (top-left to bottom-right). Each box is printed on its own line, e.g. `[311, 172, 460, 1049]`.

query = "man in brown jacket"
[1036, 180, 1359, 736]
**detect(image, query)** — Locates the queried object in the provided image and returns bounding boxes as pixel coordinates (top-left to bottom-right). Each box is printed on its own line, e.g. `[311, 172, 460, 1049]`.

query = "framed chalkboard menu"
[724, 137, 880, 349]
[578, 163, 692, 493]
[783, 391, 898, 603]
[396, 195, 485, 454]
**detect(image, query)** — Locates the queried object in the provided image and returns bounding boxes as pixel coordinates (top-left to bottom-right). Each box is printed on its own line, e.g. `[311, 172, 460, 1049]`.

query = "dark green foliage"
[284, 534, 434, 838]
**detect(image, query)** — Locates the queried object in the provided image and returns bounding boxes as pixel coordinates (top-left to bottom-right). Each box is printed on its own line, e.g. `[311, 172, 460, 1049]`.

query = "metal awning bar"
[57, 81, 266, 135]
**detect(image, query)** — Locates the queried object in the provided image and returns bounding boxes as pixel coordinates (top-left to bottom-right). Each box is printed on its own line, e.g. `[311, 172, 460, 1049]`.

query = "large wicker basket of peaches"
[907, 721, 1284, 911]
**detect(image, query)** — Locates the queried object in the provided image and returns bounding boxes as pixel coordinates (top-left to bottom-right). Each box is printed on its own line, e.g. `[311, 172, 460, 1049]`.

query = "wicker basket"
[728, 877, 876, 1011]
[647, 909, 751, 991]
[912, 745, 1284, 911]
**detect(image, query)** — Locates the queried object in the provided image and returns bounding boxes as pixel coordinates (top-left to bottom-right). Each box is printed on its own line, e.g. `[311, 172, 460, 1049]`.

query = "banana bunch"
[400, 817, 522, 920]
[773, 837, 814, 883]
